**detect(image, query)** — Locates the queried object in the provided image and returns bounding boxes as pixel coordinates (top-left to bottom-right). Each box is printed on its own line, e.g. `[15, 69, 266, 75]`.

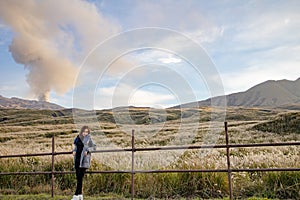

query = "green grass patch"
[0, 194, 279, 200]
[1, 158, 299, 199]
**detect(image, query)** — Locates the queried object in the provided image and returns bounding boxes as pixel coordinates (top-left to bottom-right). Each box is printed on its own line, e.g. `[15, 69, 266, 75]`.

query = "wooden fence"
[0, 122, 300, 199]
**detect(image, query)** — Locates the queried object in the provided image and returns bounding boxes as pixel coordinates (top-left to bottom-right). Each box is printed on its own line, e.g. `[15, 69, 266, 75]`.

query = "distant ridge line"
[1, 78, 299, 110]
[0, 95, 64, 110]
[172, 78, 300, 109]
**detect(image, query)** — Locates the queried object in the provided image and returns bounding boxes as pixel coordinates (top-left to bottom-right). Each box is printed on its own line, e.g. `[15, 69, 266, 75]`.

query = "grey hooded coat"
[73, 134, 96, 169]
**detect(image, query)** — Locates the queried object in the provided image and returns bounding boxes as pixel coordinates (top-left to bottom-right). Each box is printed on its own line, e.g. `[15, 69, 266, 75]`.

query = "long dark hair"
[79, 125, 90, 140]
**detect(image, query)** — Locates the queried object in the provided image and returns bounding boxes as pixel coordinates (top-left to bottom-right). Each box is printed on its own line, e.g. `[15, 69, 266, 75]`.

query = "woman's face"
[82, 128, 89, 136]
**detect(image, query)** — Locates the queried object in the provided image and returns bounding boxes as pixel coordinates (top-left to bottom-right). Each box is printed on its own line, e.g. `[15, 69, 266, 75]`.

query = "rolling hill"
[0, 95, 64, 110]
[177, 78, 300, 109]
[1, 78, 300, 110]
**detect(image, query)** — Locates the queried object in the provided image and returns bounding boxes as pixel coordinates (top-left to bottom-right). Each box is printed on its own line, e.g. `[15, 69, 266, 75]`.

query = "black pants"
[75, 167, 86, 195]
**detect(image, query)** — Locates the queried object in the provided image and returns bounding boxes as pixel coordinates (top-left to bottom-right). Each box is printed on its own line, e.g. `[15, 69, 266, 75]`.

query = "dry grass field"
[0, 106, 299, 199]
[0, 106, 299, 156]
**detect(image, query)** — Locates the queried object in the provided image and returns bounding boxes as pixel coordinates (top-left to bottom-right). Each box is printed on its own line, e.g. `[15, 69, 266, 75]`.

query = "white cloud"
[159, 57, 182, 64]
[0, 83, 30, 98]
[232, 18, 300, 52]
[95, 84, 176, 109]
[130, 50, 183, 65]
[185, 27, 225, 44]
[220, 36, 300, 93]
[202, 2, 300, 95]
[129, 89, 175, 107]
[2, 1, 300, 108]
[98, 86, 115, 96]
[0, 85, 19, 93]
[49, 91, 73, 108]
[222, 60, 300, 94]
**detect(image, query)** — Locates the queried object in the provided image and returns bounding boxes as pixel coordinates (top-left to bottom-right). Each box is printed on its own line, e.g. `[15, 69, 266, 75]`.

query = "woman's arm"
[72, 145, 77, 156]
[72, 137, 78, 156]
[87, 137, 96, 153]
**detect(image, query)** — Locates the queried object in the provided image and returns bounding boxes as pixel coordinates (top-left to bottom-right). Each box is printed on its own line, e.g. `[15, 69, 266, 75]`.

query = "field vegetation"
[0, 106, 299, 199]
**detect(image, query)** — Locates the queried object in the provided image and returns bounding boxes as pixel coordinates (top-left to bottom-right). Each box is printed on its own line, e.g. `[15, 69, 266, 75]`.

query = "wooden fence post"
[51, 134, 55, 198]
[131, 129, 135, 200]
[225, 122, 233, 199]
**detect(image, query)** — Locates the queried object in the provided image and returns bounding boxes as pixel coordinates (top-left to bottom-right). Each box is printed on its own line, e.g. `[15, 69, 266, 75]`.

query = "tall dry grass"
[1, 107, 300, 198]
[0, 150, 299, 199]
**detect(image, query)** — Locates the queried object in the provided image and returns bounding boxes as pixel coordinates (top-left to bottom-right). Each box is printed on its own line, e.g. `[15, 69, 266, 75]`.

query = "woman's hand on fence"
[72, 151, 76, 156]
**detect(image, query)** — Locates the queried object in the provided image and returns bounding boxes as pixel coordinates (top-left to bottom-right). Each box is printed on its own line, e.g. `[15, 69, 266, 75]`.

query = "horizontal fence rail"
[0, 122, 299, 199]
[2, 142, 300, 159]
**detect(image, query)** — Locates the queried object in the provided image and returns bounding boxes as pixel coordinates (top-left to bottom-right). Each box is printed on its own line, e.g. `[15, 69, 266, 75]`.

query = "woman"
[71, 126, 96, 200]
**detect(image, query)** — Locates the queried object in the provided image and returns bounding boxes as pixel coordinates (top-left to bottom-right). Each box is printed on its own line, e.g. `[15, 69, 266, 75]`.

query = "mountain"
[0, 95, 64, 110]
[1, 78, 300, 110]
[177, 78, 300, 109]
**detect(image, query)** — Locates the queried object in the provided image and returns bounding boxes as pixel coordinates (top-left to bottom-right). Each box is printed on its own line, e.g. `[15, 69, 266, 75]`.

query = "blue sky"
[0, 0, 300, 109]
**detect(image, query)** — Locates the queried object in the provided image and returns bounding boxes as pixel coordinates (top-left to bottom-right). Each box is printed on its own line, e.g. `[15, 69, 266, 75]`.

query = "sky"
[0, 0, 300, 109]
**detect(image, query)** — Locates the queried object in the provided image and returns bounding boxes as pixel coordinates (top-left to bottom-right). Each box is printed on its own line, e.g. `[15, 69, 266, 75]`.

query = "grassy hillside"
[0, 106, 299, 154]
[252, 112, 300, 134]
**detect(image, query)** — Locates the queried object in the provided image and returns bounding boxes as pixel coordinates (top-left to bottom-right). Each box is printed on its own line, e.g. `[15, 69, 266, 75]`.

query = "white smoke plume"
[0, 0, 120, 101]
